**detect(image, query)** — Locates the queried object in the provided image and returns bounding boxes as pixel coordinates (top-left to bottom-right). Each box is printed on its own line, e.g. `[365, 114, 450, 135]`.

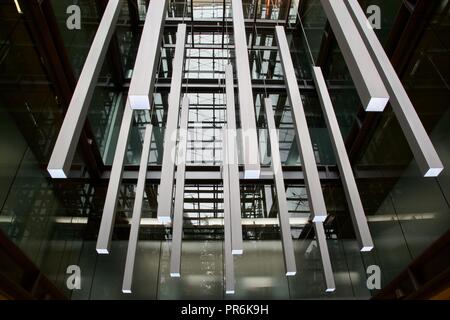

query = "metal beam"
[96, 0, 125, 86]
[314, 222, 336, 292]
[170, 96, 190, 277]
[128, 0, 168, 110]
[96, 103, 134, 254]
[122, 124, 153, 293]
[222, 128, 236, 294]
[315, 23, 334, 69]
[264, 98, 297, 276]
[285, 0, 294, 25]
[275, 25, 328, 222]
[127, 0, 140, 35]
[15, 0, 102, 179]
[157, 24, 187, 223]
[231, 0, 261, 179]
[345, 0, 443, 177]
[68, 164, 405, 183]
[47, 0, 122, 178]
[312, 66, 374, 251]
[102, 94, 123, 161]
[319, 0, 389, 112]
[225, 64, 243, 255]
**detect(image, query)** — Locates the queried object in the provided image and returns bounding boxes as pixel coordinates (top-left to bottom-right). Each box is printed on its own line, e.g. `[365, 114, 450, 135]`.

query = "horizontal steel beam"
[66, 165, 405, 182]
[95, 79, 361, 92]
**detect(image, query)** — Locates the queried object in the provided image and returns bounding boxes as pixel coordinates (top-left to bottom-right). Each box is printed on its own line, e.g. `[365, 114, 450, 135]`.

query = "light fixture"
[14, 0, 22, 14]
[275, 25, 328, 223]
[158, 23, 187, 223]
[170, 96, 190, 278]
[231, 0, 261, 179]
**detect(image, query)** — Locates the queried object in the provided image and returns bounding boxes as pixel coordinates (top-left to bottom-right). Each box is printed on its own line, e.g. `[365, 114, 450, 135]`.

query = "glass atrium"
[0, 0, 449, 300]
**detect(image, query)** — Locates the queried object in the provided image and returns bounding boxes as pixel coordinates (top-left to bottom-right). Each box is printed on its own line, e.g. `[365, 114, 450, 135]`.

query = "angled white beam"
[314, 222, 336, 292]
[225, 64, 243, 255]
[275, 26, 328, 223]
[312, 66, 374, 252]
[345, 0, 443, 177]
[264, 186, 273, 216]
[222, 128, 236, 294]
[264, 98, 297, 276]
[169, 96, 189, 277]
[96, 103, 134, 254]
[319, 0, 389, 112]
[47, 0, 123, 178]
[122, 124, 153, 293]
[157, 24, 187, 223]
[231, 0, 261, 179]
[128, 0, 168, 110]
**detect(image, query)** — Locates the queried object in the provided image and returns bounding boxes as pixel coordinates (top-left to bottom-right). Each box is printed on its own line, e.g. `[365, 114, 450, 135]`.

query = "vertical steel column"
[96, 103, 134, 254]
[103, 94, 123, 161]
[128, 0, 168, 110]
[264, 98, 297, 276]
[222, 128, 236, 294]
[345, 0, 443, 177]
[319, 0, 389, 112]
[231, 0, 261, 179]
[312, 66, 374, 252]
[157, 24, 187, 223]
[122, 124, 153, 293]
[169, 96, 190, 277]
[225, 64, 243, 254]
[314, 222, 336, 292]
[275, 26, 328, 223]
[47, 0, 122, 178]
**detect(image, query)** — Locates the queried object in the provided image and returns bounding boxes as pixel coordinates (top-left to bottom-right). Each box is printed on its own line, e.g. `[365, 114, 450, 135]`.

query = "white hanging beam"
[312, 66, 374, 252]
[128, 0, 168, 110]
[314, 222, 336, 292]
[264, 98, 297, 276]
[122, 124, 153, 293]
[157, 23, 188, 223]
[225, 64, 243, 255]
[319, 0, 389, 112]
[47, 0, 123, 178]
[222, 128, 236, 294]
[275, 26, 328, 223]
[231, 0, 261, 179]
[169, 96, 190, 277]
[96, 104, 134, 254]
[345, 0, 443, 177]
